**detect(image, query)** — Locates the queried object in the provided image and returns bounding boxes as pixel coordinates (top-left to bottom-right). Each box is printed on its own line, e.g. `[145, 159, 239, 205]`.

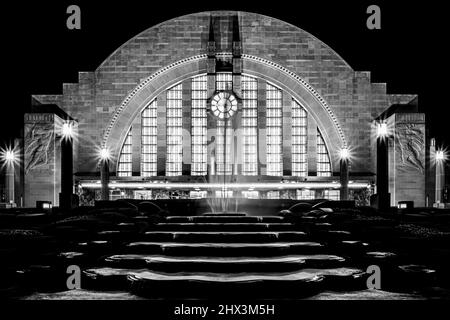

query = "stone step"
[307, 290, 425, 300]
[142, 231, 308, 243]
[116, 222, 141, 232]
[83, 267, 366, 298]
[76, 240, 116, 254]
[22, 289, 144, 300]
[165, 216, 284, 223]
[310, 230, 353, 242]
[149, 222, 296, 232]
[95, 230, 137, 241]
[124, 241, 324, 256]
[103, 254, 346, 272]
[314, 222, 333, 230]
[329, 240, 370, 256]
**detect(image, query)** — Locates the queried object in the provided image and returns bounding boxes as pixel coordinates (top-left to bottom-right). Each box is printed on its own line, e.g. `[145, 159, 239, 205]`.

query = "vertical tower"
[206, 13, 243, 179]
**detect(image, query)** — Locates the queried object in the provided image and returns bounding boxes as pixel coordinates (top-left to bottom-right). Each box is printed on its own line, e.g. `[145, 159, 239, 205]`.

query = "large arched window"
[117, 128, 132, 177]
[241, 75, 258, 175]
[191, 75, 208, 176]
[115, 73, 334, 179]
[166, 83, 183, 176]
[317, 129, 332, 176]
[141, 99, 158, 176]
[266, 83, 283, 176]
[292, 99, 308, 177]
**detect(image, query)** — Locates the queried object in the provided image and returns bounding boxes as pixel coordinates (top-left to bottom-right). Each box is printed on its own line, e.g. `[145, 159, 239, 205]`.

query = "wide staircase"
[75, 212, 376, 299]
[2, 211, 438, 299]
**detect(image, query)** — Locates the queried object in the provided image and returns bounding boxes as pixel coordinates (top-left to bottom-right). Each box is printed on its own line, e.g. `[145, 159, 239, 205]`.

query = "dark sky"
[1, 0, 448, 148]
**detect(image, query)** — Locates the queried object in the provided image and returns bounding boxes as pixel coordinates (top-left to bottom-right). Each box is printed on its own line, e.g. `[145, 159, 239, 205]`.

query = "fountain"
[204, 116, 244, 216]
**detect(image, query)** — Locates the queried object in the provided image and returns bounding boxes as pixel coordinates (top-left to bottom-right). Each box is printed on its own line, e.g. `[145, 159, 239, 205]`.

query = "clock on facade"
[211, 92, 238, 119]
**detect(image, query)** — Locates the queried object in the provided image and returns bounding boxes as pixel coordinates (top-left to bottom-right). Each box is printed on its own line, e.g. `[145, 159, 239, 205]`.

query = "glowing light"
[1, 147, 19, 166]
[100, 148, 110, 161]
[376, 122, 388, 138]
[339, 148, 350, 160]
[5, 150, 15, 162]
[436, 150, 445, 162]
[61, 122, 74, 138]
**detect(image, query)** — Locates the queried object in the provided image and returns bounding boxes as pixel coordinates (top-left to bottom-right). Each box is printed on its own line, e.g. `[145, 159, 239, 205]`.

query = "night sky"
[1, 0, 448, 148]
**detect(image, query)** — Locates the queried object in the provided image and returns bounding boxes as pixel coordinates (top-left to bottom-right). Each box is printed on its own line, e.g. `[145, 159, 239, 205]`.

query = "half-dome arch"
[106, 54, 345, 172]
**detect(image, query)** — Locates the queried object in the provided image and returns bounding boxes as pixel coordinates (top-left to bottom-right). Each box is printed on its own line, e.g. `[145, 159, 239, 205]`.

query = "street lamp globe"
[339, 148, 350, 160]
[1, 148, 17, 165]
[436, 150, 445, 162]
[61, 122, 73, 138]
[377, 122, 388, 138]
[5, 150, 15, 162]
[100, 148, 110, 161]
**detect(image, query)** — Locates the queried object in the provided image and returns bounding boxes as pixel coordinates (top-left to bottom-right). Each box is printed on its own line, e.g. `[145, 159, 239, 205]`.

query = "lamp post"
[4, 150, 16, 206]
[435, 150, 446, 206]
[100, 148, 110, 201]
[60, 122, 74, 209]
[339, 148, 350, 201]
[376, 122, 390, 210]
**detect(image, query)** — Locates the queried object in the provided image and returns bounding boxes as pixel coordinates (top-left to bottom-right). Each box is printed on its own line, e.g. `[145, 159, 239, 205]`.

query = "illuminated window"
[216, 125, 233, 175]
[190, 190, 208, 199]
[297, 189, 315, 200]
[216, 72, 233, 175]
[267, 191, 280, 199]
[166, 83, 183, 176]
[266, 83, 283, 176]
[141, 99, 157, 176]
[117, 128, 132, 177]
[292, 99, 308, 177]
[216, 72, 233, 91]
[323, 189, 340, 200]
[242, 75, 258, 175]
[242, 190, 259, 199]
[317, 129, 332, 176]
[191, 75, 207, 175]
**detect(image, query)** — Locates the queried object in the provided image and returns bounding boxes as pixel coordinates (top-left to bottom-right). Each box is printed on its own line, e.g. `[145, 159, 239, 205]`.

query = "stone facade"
[24, 113, 61, 207]
[388, 113, 427, 206]
[32, 11, 415, 175]
[24, 11, 427, 206]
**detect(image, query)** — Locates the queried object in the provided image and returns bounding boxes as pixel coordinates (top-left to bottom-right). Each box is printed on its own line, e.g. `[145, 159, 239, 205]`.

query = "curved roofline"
[240, 10, 353, 70]
[96, 10, 353, 72]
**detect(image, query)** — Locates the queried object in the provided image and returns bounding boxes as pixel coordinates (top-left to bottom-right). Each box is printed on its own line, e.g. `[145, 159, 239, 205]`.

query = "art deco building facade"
[21, 11, 434, 207]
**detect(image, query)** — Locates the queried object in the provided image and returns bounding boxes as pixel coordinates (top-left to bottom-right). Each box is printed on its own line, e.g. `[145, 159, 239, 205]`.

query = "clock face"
[211, 92, 238, 119]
